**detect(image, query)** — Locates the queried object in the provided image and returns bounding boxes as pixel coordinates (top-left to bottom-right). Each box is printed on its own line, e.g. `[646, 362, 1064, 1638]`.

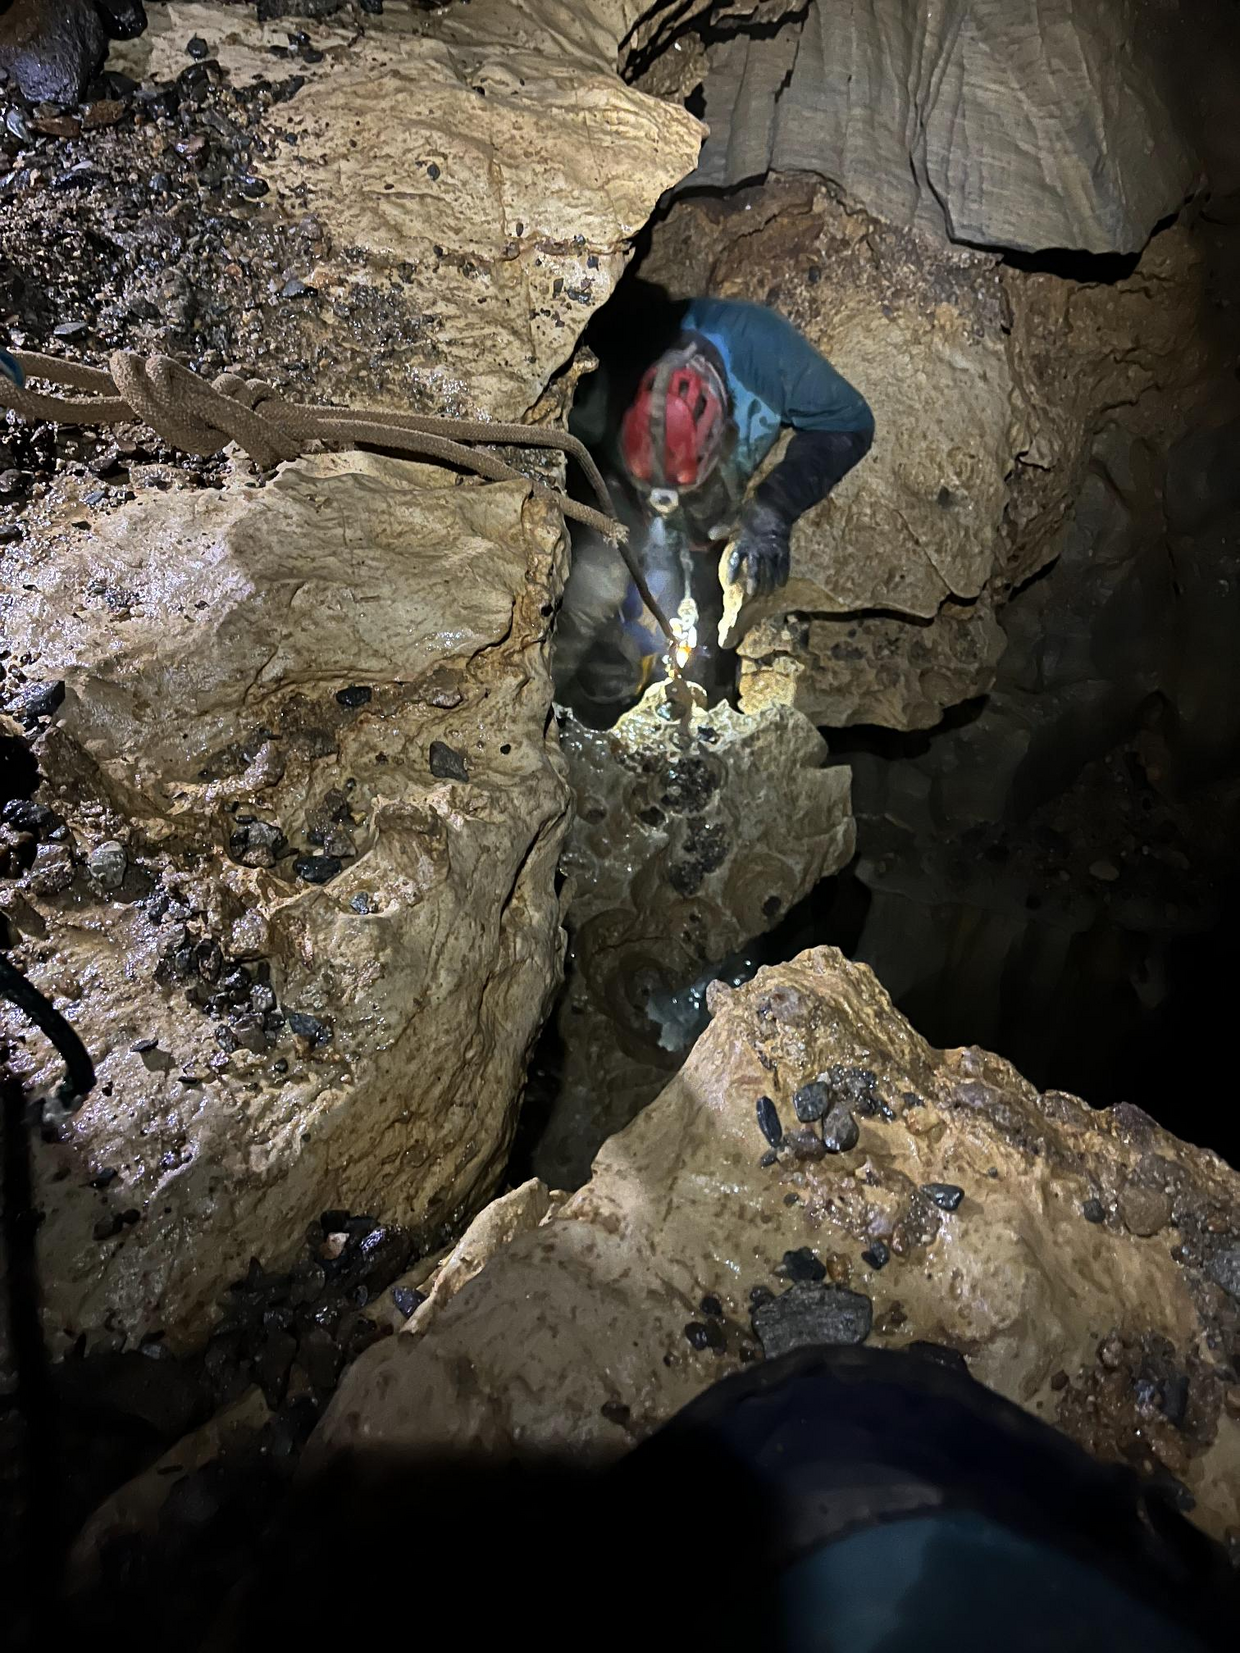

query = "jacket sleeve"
[684, 298, 875, 523]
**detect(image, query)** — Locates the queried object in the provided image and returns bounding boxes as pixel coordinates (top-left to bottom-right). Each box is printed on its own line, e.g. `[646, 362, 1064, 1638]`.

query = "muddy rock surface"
[681, 0, 1198, 255]
[311, 946, 1240, 1546]
[533, 683, 854, 1187]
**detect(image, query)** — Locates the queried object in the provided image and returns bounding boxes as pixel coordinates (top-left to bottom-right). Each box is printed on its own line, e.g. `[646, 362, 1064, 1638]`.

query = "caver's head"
[619, 337, 730, 511]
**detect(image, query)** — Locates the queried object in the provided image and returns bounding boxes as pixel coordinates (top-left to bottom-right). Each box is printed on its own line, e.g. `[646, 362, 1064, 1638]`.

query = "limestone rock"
[534, 685, 855, 1186]
[0, 456, 573, 1347]
[112, 3, 702, 419]
[309, 947, 1240, 1545]
[737, 598, 1005, 728]
[686, 0, 1198, 255]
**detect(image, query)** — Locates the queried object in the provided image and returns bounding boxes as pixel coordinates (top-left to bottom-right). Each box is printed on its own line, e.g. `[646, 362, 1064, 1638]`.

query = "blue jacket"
[680, 297, 874, 480]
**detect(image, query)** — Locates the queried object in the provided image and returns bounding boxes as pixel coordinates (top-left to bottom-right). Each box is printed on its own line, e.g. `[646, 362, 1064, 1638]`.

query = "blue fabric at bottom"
[780, 1511, 1208, 1653]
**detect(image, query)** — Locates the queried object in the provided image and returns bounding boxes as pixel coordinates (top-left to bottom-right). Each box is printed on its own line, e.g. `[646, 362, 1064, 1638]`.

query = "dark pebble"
[784, 1126, 825, 1162]
[391, 1285, 424, 1320]
[130, 1037, 158, 1053]
[1082, 1197, 1106, 1224]
[241, 176, 270, 198]
[780, 1247, 826, 1284]
[759, 1148, 778, 1168]
[905, 1341, 969, 1375]
[684, 1322, 712, 1351]
[428, 740, 469, 781]
[287, 1010, 332, 1045]
[923, 1182, 964, 1212]
[187, 36, 209, 59]
[861, 1239, 889, 1270]
[792, 1080, 830, 1123]
[600, 1399, 630, 1426]
[426, 162, 440, 180]
[335, 684, 371, 707]
[294, 854, 342, 884]
[821, 1104, 859, 1153]
[751, 1283, 873, 1358]
[700, 1294, 723, 1318]
[756, 1094, 782, 1147]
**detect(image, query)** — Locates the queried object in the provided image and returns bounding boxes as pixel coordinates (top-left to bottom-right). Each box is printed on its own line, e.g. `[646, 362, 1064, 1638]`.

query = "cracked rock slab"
[310, 946, 1240, 1546]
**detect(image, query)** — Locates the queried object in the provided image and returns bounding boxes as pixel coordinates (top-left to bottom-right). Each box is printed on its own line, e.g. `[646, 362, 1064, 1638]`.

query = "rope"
[0, 350, 676, 643]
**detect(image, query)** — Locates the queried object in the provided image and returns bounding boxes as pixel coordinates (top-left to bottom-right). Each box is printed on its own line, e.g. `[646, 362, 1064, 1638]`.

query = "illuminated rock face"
[534, 683, 855, 1188]
[312, 946, 1240, 1549]
[0, 1, 702, 1350]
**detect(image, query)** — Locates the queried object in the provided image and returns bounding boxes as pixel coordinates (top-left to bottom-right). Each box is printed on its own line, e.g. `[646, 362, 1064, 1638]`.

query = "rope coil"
[0, 349, 675, 642]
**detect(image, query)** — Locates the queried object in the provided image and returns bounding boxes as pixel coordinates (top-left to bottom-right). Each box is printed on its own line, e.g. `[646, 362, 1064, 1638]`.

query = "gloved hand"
[726, 500, 791, 598]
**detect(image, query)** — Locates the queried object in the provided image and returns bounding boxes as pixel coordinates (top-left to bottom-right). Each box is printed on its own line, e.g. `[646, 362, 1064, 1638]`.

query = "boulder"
[685, 0, 1199, 255]
[1, 456, 574, 1347]
[310, 947, 1240, 1546]
[534, 684, 855, 1187]
[0, 1, 702, 1351]
[109, 1, 703, 417]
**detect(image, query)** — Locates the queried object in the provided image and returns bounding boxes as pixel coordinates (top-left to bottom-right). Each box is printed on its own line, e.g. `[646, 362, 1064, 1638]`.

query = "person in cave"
[553, 295, 874, 721]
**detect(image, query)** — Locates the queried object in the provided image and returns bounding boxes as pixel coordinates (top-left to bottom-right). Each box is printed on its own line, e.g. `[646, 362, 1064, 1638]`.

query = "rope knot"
[108, 352, 302, 469]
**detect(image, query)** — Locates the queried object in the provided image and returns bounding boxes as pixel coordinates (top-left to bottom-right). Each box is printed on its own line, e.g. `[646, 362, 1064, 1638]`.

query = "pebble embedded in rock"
[821, 1103, 859, 1153]
[904, 1341, 969, 1375]
[700, 1294, 723, 1318]
[281, 277, 311, 299]
[861, 1239, 889, 1270]
[428, 740, 469, 781]
[1206, 1246, 1240, 1301]
[335, 684, 371, 708]
[229, 819, 286, 868]
[780, 1246, 826, 1284]
[1118, 1183, 1172, 1238]
[756, 1094, 782, 1147]
[87, 839, 127, 889]
[187, 37, 209, 59]
[600, 1399, 630, 1426]
[751, 1282, 873, 1358]
[1082, 1197, 1106, 1224]
[923, 1182, 964, 1211]
[293, 854, 342, 884]
[288, 1010, 331, 1044]
[391, 1285, 424, 1320]
[792, 1080, 830, 1122]
[783, 1126, 825, 1162]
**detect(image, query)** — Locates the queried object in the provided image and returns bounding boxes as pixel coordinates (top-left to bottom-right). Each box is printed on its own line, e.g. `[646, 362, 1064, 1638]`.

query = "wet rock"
[308, 948, 1240, 1546]
[0, 0, 108, 106]
[923, 1183, 965, 1212]
[1082, 1197, 1107, 1224]
[293, 854, 342, 885]
[861, 1239, 889, 1270]
[755, 1094, 782, 1148]
[779, 1247, 826, 1284]
[792, 1080, 830, 1123]
[86, 839, 127, 890]
[229, 819, 286, 869]
[820, 1104, 859, 1154]
[428, 740, 469, 782]
[751, 1283, 874, 1358]
[335, 685, 371, 709]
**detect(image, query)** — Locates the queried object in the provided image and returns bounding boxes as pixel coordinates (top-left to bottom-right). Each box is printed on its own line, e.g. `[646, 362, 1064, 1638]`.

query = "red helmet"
[620, 343, 729, 492]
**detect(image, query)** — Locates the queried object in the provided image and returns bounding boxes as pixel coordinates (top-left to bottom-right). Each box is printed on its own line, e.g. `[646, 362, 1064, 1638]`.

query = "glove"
[726, 500, 791, 598]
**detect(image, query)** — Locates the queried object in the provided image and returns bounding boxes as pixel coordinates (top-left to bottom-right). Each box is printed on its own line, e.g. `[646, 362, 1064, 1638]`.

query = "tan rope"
[0, 349, 675, 642]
